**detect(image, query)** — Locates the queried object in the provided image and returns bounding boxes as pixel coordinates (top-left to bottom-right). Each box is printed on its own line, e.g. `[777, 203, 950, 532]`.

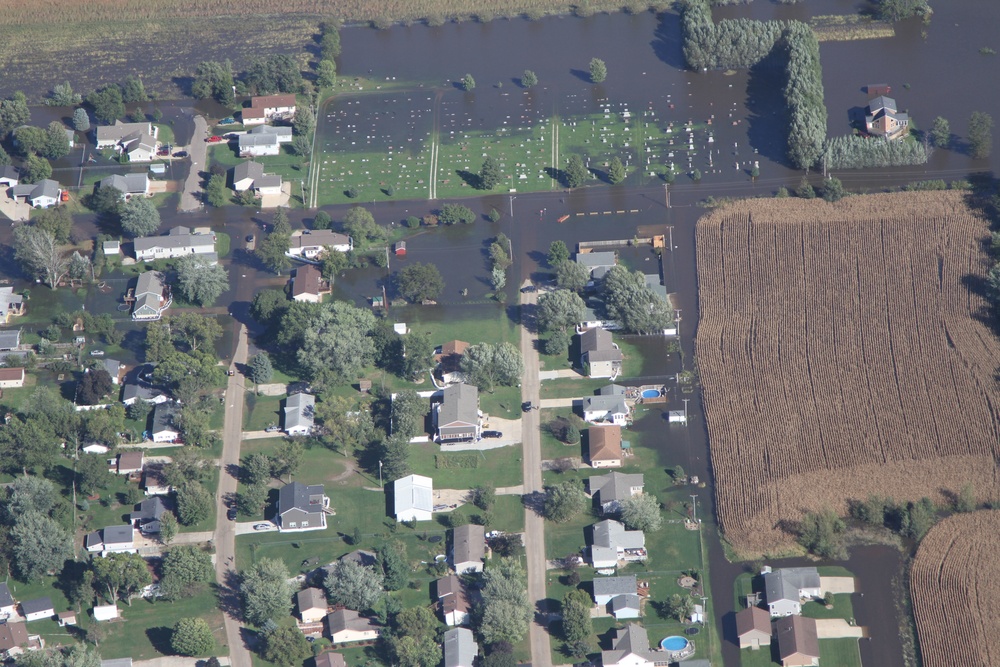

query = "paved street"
[178, 114, 209, 212]
[215, 324, 251, 667]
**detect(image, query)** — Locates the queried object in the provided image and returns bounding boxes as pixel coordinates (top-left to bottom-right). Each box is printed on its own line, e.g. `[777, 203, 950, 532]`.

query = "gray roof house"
[593, 575, 641, 619]
[121, 382, 167, 406]
[100, 173, 150, 199]
[151, 401, 180, 443]
[392, 474, 433, 522]
[581, 394, 630, 426]
[610, 594, 642, 619]
[134, 226, 216, 262]
[326, 609, 383, 644]
[588, 472, 645, 514]
[85, 525, 137, 555]
[435, 383, 481, 443]
[576, 251, 617, 280]
[0, 165, 19, 187]
[284, 392, 315, 436]
[277, 481, 329, 532]
[451, 523, 485, 573]
[764, 567, 821, 617]
[339, 550, 378, 569]
[580, 327, 623, 379]
[232, 161, 266, 191]
[0, 582, 15, 614]
[443, 627, 478, 667]
[0, 329, 20, 351]
[590, 519, 646, 569]
[130, 496, 168, 533]
[297, 587, 328, 624]
[132, 271, 170, 321]
[600, 623, 667, 667]
[20, 597, 53, 622]
[11, 179, 61, 208]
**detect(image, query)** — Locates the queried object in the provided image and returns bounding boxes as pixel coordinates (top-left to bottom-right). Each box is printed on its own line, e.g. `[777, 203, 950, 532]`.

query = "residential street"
[178, 114, 209, 212]
[215, 324, 251, 667]
[519, 289, 553, 667]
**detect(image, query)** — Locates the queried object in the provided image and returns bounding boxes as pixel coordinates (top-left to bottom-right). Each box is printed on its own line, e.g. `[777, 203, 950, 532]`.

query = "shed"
[394, 241, 406, 256]
[93, 604, 119, 622]
[57, 611, 77, 626]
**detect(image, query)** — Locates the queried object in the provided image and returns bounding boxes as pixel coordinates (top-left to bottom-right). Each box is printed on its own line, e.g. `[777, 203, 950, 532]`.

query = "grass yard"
[739, 638, 861, 667]
[539, 376, 607, 400]
[539, 407, 582, 461]
[478, 384, 522, 419]
[407, 440, 524, 489]
[244, 394, 283, 431]
[445, 493, 524, 534]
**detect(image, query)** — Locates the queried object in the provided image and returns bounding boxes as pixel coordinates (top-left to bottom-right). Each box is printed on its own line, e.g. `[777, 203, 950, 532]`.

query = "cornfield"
[911, 511, 1000, 667]
[695, 192, 1000, 557]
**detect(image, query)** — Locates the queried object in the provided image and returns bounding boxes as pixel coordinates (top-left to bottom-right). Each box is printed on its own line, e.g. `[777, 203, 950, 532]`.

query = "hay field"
[911, 511, 1000, 667]
[695, 191, 1000, 557]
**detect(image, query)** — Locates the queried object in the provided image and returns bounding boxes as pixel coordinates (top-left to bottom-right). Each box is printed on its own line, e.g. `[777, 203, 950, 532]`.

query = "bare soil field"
[695, 191, 1000, 557]
[911, 511, 1000, 667]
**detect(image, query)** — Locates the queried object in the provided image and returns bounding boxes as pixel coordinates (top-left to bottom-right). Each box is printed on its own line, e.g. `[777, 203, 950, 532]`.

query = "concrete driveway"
[235, 521, 276, 536]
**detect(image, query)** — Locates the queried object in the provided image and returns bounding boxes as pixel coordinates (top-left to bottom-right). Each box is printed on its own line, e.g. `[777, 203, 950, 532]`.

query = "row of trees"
[823, 135, 928, 169]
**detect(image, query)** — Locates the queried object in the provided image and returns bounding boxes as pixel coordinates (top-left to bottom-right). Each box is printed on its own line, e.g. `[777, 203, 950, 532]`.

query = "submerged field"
[910, 511, 1000, 667]
[695, 191, 1000, 557]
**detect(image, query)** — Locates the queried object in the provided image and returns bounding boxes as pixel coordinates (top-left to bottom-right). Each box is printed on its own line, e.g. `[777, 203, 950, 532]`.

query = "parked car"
[520, 285, 536, 293]
[264, 425, 280, 433]
[206, 136, 222, 143]
[483, 430, 503, 439]
[521, 401, 533, 412]
[253, 523, 272, 532]
[173, 150, 188, 158]
[227, 508, 238, 521]
[156, 147, 170, 156]
[90, 350, 105, 357]
[246, 234, 255, 243]
[219, 117, 236, 125]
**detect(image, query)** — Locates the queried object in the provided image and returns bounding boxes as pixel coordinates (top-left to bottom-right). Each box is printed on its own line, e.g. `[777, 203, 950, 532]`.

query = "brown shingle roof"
[735, 606, 771, 637]
[292, 264, 322, 298]
[776, 615, 819, 663]
[250, 94, 297, 109]
[118, 450, 144, 471]
[588, 425, 623, 462]
[0, 622, 27, 651]
[314, 653, 346, 667]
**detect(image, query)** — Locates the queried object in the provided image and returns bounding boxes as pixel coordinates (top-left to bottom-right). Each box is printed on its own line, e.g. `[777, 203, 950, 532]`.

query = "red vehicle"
[206, 135, 222, 143]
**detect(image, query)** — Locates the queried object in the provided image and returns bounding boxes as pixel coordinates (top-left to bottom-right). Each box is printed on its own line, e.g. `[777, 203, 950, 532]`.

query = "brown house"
[735, 606, 772, 649]
[587, 425, 623, 468]
[865, 95, 909, 140]
[775, 615, 819, 667]
[435, 340, 469, 384]
[314, 653, 346, 667]
[291, 264, 323, 303]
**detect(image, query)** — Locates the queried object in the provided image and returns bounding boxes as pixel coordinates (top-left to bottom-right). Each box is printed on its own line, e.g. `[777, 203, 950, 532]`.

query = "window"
[301, 521, 309, 527]
[288, 522, 297, 528]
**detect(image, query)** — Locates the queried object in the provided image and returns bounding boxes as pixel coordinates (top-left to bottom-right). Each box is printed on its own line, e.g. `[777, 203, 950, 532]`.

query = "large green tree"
[460, 342, 523, 392]
[86, 85, 125, 125]
[92, 551, 152, 605]
[240, 558, 294, 626]
[560, 589, 593, 657]
[543, 481, 586, 523]
[564, 155, 589, 188]
[297, 301, 377, 383]
[600, 265, 673, 335]
[324, 559, 384, 613]
[618, 493, 662, 532]
[192, 61, 235, 105]
[120, 197, 160, 238]
[261, 626, 311, 667]
[174, 255, 229, 306]
[969, 111, 994, 159]
[476, 558, 531, 645]
[589, 58, 607, 83]
[536, 290, 586, 333]
[395, 263, 444, 303]
[385, 606, 441, 667]
[479, 156, 503, 190]
[171, 617, 215, 656]
[176, 481, 213, 526]
[159, 545, 214, 600]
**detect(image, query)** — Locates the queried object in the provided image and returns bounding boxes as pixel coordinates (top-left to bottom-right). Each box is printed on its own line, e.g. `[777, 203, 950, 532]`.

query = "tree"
[67, 252, 92, 281]
[92, 551, 151, 605]
[120, 197, 160, 238]
[589, 58, 607, 83]
[17, 645, 101, 667]
[297, 301, 377, 383]
[543, 481, 586, 523]
[86, 85, 125, 125]
[171, 618, 214, 656]
[342, 206, 386, 245]
[0, 92, 30, 135]
[77, 452, 113, 496]
[46, 81, 82, 107]
[374, 434, 410, 482]
[536, 290, 586, 332]
[242, 452, 273, 487]
[13, 127, 49, 158]
[121, 76, 147, 104]
[395, 263, 444, 303]
[160, 546, 213, 599]
[241, 558, 294, 626]
[241, 54, 302, 95]
[169, 312, 224, 352]
[271, 440, 303, 482]
[262, 626, 311, 667]
[797, 507, 846, 559]
[564, 154, 589, 188]
[317, 59, 338, 88]
[176, 482, 213, 526]
[192, 60, 235, 105]
[660, 593, 694, 622]
[969, 111, 993, 159]
[205, 174, 228, 207]
[235, 483, 268, 517]
[33, 207, 73, 244]
[175, 254, 229, 306]
[600, 265, 673, 335]
[377, 541, 409, 591]
[313, 210, 332, 230]
[8, 475, 59, 519]
[479, 156, 503, 190]
[8, 513, 71, 581]
[560, 589, 592, 657]
[461, 74, 476, 91]
[20, 153, 52, 184]
[956, 483, 976, 513]
[521, 70, 538, 88]
[42, 122, 70, 160]
[401, 331, 434, 379]
[70, 108, 90, 132]
[796, 176, 816, 199]
[390, 389, 426, 439]
[619, 493, 662, 532]
[547, 241, 569, 267]
[556, 260, 589, 293]
[292, 135, 312, 156]
[874, 0, 931, 21]
[929, 116, 950, 148]
[256, 226, 292, 275]
[386, 606, 441, 667]
[78, 369, 114, 405]
[544, 329, 571, 356]
[248, 352, 273, 385]
[607, 156, 626, 184]
[320, 20, 342, 61]
[324, 559, 384, 613]
[437, 203, 476, 225]
[159, 511, 178, 546]
[489, 236, 512, 271]
[476, 558, 531, 645]
[461, 342, 523, 392]
[822, 176, 844, 202]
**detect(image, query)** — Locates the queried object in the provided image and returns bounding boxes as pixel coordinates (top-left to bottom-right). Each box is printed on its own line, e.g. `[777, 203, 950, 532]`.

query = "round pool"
[641, 389, 661, 399]
[661, 636, 689, 652]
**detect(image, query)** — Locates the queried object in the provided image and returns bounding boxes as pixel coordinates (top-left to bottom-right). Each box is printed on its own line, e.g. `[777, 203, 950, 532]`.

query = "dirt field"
[695, 191, 1000, 557]
[911, 511, 1000, 667]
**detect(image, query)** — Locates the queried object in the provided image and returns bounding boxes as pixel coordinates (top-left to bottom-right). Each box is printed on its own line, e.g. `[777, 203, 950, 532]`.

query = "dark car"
[483, 430, 503, 439]
[173, 151, 188, 158]
[246, 234, 255, 243]
[520, 285, 536, 293]
[227, 508, 238, 521]
[522, 401, 533, 412]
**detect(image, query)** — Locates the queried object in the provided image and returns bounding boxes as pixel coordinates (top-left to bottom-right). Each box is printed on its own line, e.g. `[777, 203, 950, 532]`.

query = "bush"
[823, 135, 928, 169]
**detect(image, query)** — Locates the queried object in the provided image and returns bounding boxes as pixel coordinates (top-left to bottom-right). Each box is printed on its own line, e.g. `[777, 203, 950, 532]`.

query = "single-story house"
[92, 604, 119, 622]
[277, 481, 329, 532]
[610, 593, 643, 620]
[339, 550, 378, 569]
[242, 94, 297, 125]
[132, 271, 171, 321]
[151, 401, 180, 443]
[130, 496, 168, 534]
[21, 597, 54, 623]
[134, 226, 217, 262]
[865, 95, 909, 140]
[764, 567, 821, 617]
[0, 367, 25, 389]
[588, 472, 644, 514]
[590, 519, 646, 569]
[436, 574, 471, 626]
[297, 587, 328, 624]
[11, 179, 61, 209]
[451, 523, 485, 573]
[314, 653, 346, 667]
[326, 609, 382, 644]
[100, 173, 150, 200]
[593, 575, 641, 619]
[143, 465, 172, 496]
[284, 392, 315, 436]
[286, 230, 353, 259]
[775, 615, 820, 667]
[239, 125, 293, 157]
[291, 264, 323, 303]
[392, 474, 433, 522]
[121, 382, 167, 406]
[600, 623, 667, 667]
[0, 288, 23, 325]
[435, 383, 481, 443]
[735, 606, 772, 650]
[0, 165, 19, 188]
[0, 622, 31, 659]
[103, 359, 125, 385]
[95, 121, 157, 150]
[231, 161, 283, 195]
[435, 340, 469, 384]
[588, 425, 623, 468]
[117, 450, 144, 475]
[443, 627, 478, 667]
[580, 327, 623, 379]
[582, 393, 630, 426]
[0, 329, 21, 350]
[576, 251, 617, 280]
[85, 525, 137, 556]
[57, 611, 77, 627]
[0, 583, 15, 617]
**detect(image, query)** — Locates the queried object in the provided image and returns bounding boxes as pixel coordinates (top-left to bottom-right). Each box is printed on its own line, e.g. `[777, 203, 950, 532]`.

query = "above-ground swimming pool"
[661, 636, 689, 652]
[641, 389, 661, 399]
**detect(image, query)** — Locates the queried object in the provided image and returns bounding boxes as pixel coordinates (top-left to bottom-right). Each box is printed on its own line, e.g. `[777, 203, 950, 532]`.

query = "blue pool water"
[641, 389, 661, 398]
[661, 636, 689, 652]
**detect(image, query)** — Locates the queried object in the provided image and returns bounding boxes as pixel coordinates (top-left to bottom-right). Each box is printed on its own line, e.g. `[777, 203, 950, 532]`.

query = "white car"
[253, 523, 273, 532]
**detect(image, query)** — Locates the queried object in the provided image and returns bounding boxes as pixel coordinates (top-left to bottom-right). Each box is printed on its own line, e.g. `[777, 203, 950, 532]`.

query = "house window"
[288, 522, 297, 528]
[301, 521, 309, 527]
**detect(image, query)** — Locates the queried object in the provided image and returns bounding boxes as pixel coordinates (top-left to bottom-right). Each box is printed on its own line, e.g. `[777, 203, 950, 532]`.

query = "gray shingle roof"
[284, 392, 315, 432]
[0, 583, 13, 608]
[20, 597, 53, 615]
[438, 383, 478, 427]
[100, 173, 149, 195]
[135, 271, 164, 298]
[765, 567, 820, 604]
[593, 575, 637, 599]
[103, 524, 134, 545]
[592, 520, 645, 550]
[232, 161, 264, 184]
[589, 472, 644, 504]
[443, 628, 478, 667]
[152, 402, 178, 435]
[452, 523, 485, 567]
[583, 395, 628, 416]
[278, 481, 326, 515]
[130, 497, 167, 523]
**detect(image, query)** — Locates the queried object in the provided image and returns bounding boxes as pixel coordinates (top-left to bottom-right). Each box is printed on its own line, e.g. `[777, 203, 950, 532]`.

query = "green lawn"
[478, 385, 522, 420]
[407, 441, 524, 489]
[739, 638, 861, 667]
[539, 376, 608, 400]
[444, 493, 524, 534]
[244, 394, 283, 431]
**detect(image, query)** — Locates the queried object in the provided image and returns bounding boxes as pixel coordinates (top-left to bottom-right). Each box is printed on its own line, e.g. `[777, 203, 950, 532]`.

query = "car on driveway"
[206, 136, 223, 143]
[520, 285, 536, 293]
[264, 425, 280, 433]
[227, 508, 238, 521]
[483, 430, 503, 439]
[173, 150, 188, 158]
[253, 523, 273, 532]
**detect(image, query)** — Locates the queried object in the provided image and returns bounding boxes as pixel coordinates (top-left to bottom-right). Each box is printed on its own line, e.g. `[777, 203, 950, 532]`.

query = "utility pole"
[690, 493, 698, 522]
[379, 460, 383, 488]
[683, 397, 690, 424]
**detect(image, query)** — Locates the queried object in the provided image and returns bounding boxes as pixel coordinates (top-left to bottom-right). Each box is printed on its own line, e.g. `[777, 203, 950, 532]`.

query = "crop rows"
[911, 511, 1000, 667]
[695, 192, 1000, 556]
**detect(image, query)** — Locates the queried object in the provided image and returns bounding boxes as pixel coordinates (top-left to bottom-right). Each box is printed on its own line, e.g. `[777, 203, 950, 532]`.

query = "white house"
[21, 598, 54, 623]
[297, 587, 328, 624]
[436, 575, 471, 626]
[284, 392, 315, 436]
[0, 583, 16, 618]
[286, 230, 353, 259]
[242, 94, 297, 125]
[238, 125, 293, 157]
[11, 179, 61, 208]
[392, 474, 433, 522]
[231, 161, 283, 195]
[100, 173, 150, 200]
[134, 226, 216, 262]
[85, 525, 137, 556]
[593, 575, 640, 619]
[291, 264, 323, 303]
[326, 609, 382, 644]
[764, 567, 822, 617]
[151, 402, 180, 443]
[0, 166, 19, 188]
[96, 121, 159, 162]
[582, 390, 630, 426]
[451, 523, 485, 573]
[92, 605, 120, 622]
[443, 628, 478, 667]
[590, 519, 646, 569]
[0, 367, 25, 389]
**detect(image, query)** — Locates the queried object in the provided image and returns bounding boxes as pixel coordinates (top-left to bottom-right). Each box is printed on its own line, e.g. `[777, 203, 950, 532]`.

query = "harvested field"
[695, 192, 1000, 557]
[911, 511, 1000, 667]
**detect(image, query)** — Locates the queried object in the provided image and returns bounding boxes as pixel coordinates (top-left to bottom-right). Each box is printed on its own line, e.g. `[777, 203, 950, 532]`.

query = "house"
[764, 567, 822, 617]
[0, 622, 30, 659]
[775, 615, 820, 667]
[103, 359, 125, 385]
[121, 382, 167, 406]
[11, 179, 61, 208]
[143, 464, 172, 496]
[435, 340, 469, 384]
[130, 496, 168, 534]
[277, 481, 329, 532]
[392, 474, 433, 522]
[339, 549, 378, 569]
[134, 226, 217, 262]
[0, 329, 20, 350]
[291, 264, 323, 303]
[593, 575, 640, 619]
[103, 240, 121, 256]
[0, 289, 23, 325]
[100, 173, 150, 200]
[0, 583, 15, 617]
[0, 367, 25, 389]
[117, 450, 144, 475]
[57, 611, 77, 627]
[151, 401, 180, 443]
[85, 525, 137, 556]
[590, 519, 646, 569]
[297, 587, 328, 624]
[436, 574, 471, 626]
[284, 392, 315, 436]
[96, 120, 158, 150]
[580, 328, 623, 379]
[588, 425, 623, 467]
[231, 161, 282, 195]
[92, 604, 119, 622]
[21, 597, 54, 622]
[576, 251, 617, 280]
[239, 125, 293, 157]
[131, 271, 171, 321]
[286, 230, 353, 259]
[451, 523, 485, 573]
[314, 653, 346, 667]
[600, 623, 668, 667]
[326, 609, 382, 644]
[435, 383, 481, 443]
[588, 472, 644, 514]
[0, 165, 18, 188]
[242, 94, 297, 125]
[443, 627, 478, 667]
[582, 393, 630, 426]
[735, 606, 772, 650]
[865, 95, 909, 140]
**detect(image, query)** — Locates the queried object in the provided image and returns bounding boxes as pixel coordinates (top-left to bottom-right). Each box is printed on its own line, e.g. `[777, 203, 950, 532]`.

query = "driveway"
[815, 618, 865, 639]
[178, 114, 209, 212]
[235, 521, 276, 536]
[820, 576, 857, 594]
[539, 398, 578, 409]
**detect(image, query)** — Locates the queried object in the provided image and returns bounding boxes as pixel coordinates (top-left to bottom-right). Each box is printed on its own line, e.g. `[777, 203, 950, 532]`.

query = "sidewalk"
[538, 369, 586, 381]
[538, 398, 578, 408]
[135, 658, 231, 667]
